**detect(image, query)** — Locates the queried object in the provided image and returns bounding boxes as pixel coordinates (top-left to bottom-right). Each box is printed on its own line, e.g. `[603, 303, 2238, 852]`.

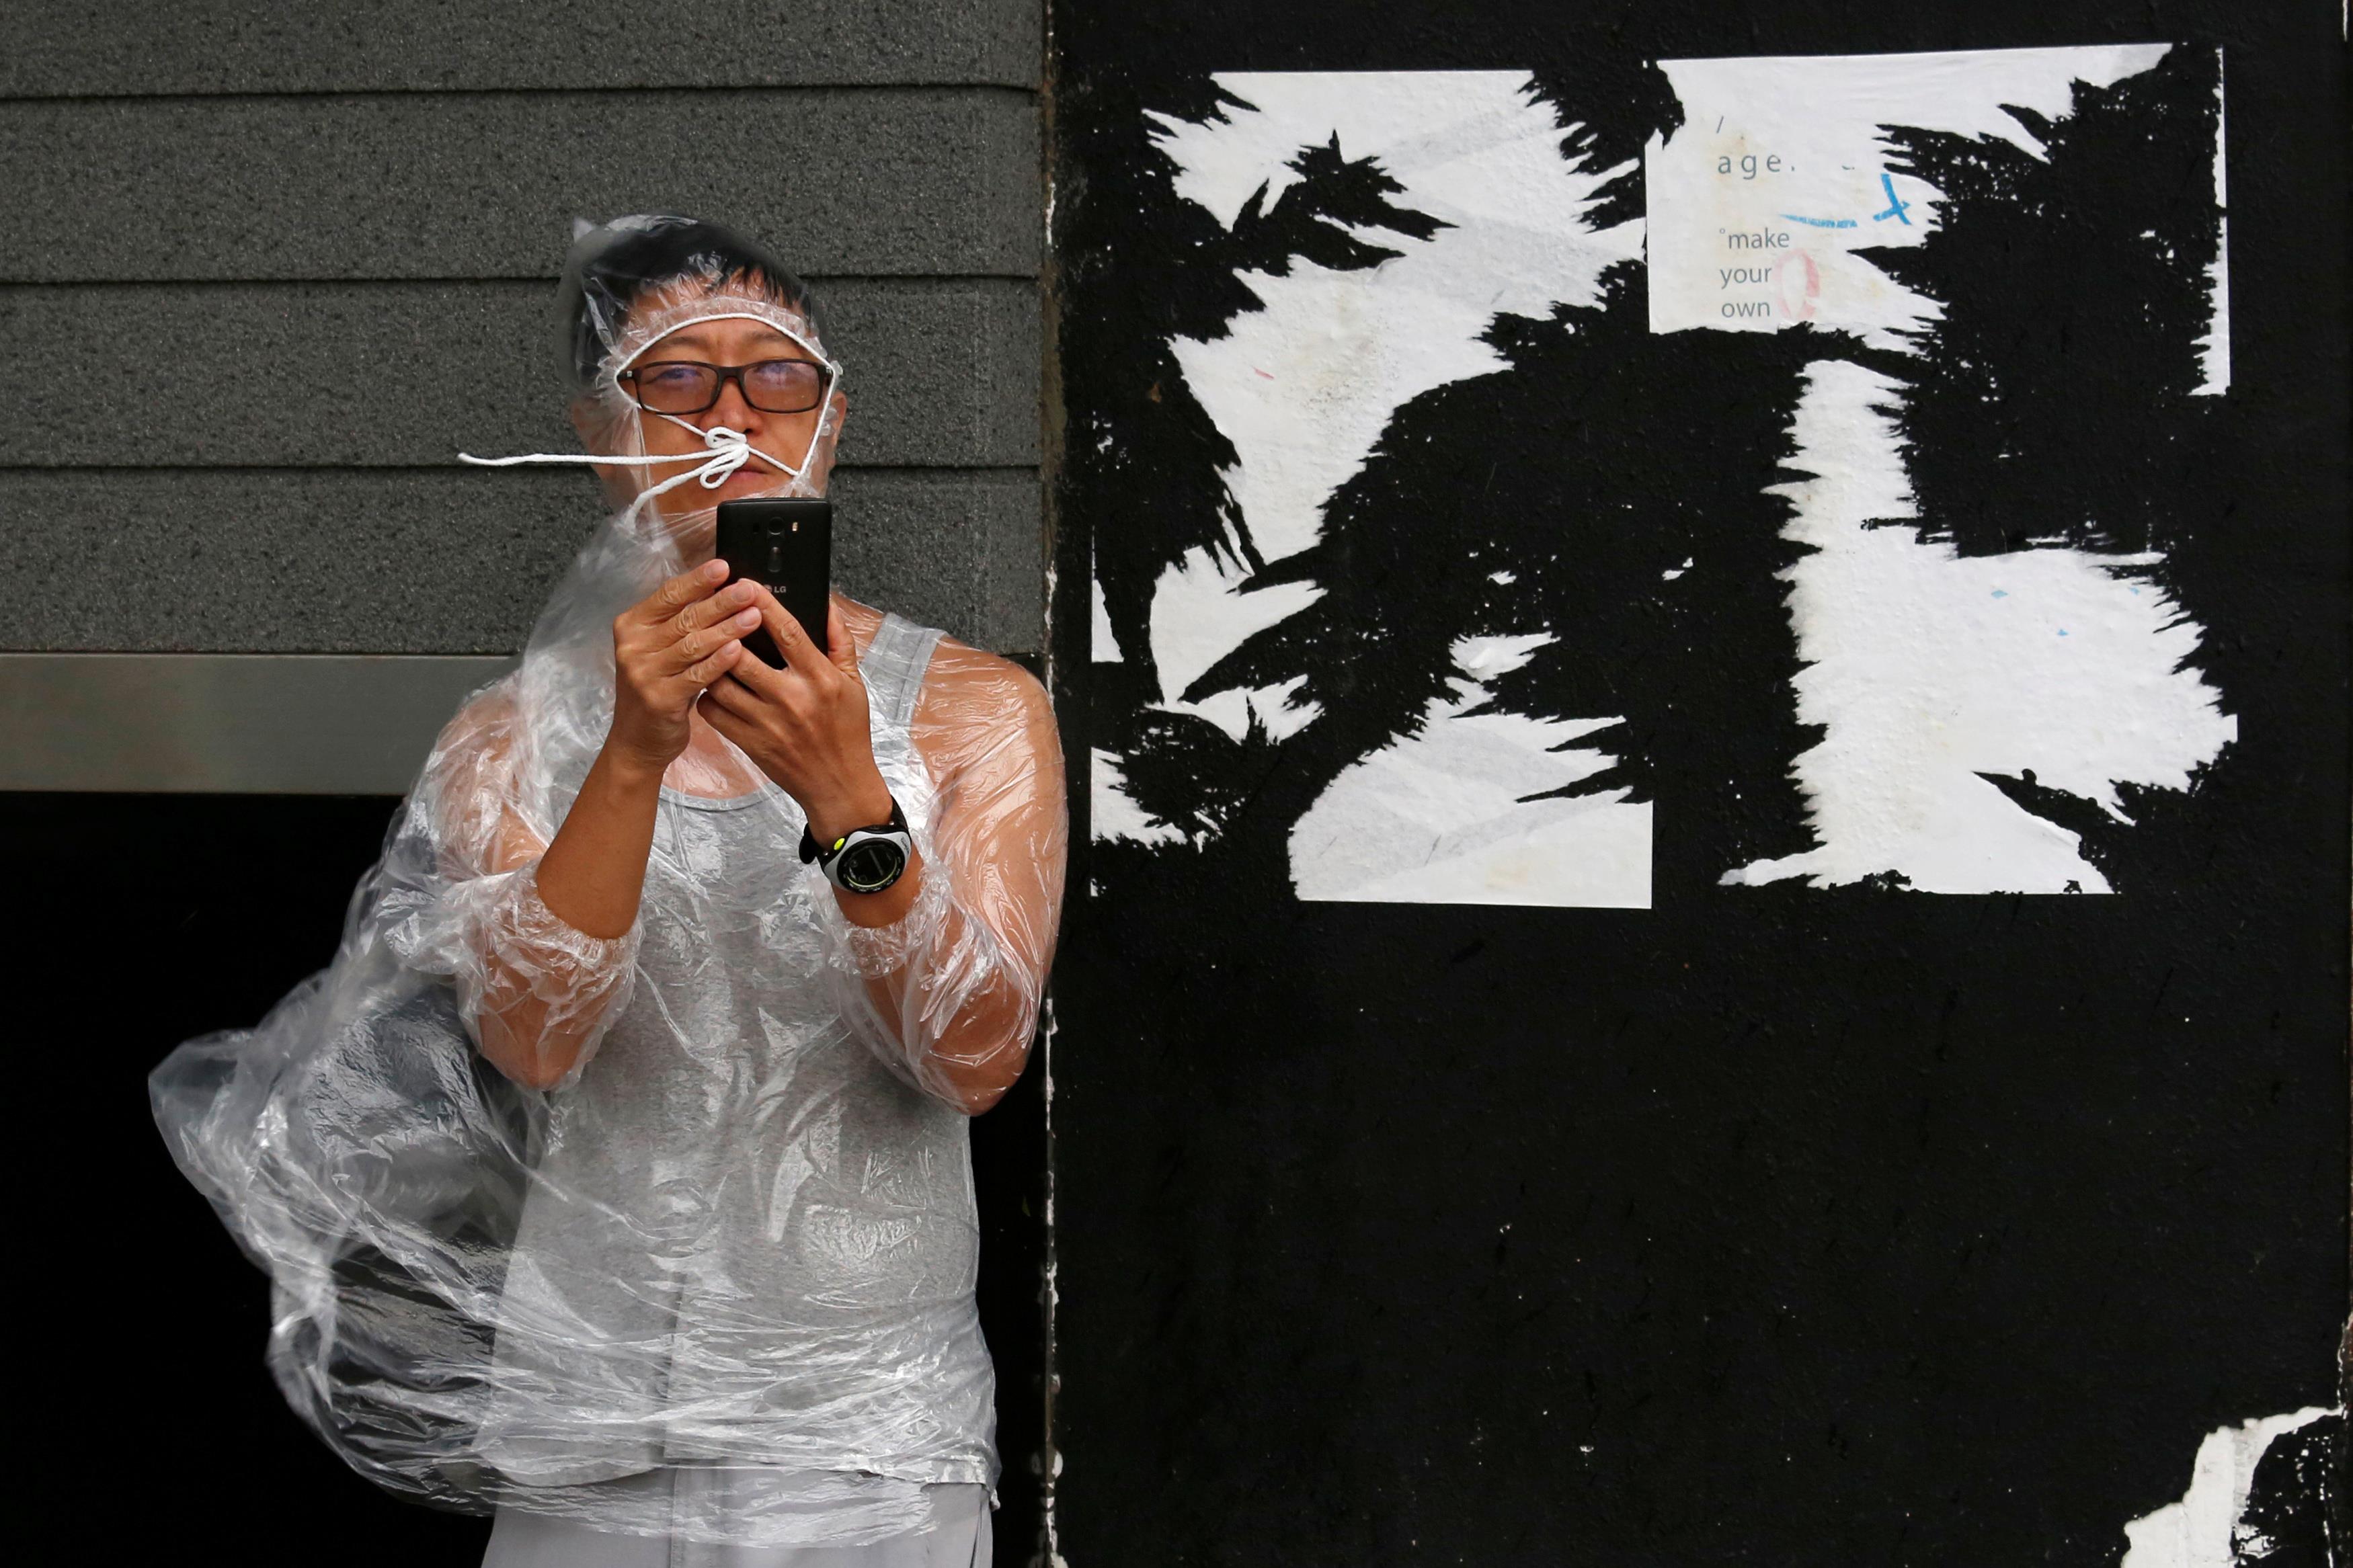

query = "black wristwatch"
[799, 796, 913, 895]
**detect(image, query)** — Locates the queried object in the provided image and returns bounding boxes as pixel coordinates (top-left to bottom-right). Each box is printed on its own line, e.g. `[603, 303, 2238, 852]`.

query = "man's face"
[631, 315, 827, 503]
[573, 289, 848, 530]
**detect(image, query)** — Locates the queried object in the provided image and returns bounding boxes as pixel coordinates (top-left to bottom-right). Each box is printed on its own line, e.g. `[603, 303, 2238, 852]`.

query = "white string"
[460, 419, 790, 498]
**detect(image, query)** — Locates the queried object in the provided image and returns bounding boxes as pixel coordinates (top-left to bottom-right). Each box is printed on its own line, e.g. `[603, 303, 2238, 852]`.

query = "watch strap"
[799, 796, 910, 889]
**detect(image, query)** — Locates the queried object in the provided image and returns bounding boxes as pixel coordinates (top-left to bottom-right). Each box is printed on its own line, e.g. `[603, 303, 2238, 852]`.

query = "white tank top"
[473, 614, 998, 1501]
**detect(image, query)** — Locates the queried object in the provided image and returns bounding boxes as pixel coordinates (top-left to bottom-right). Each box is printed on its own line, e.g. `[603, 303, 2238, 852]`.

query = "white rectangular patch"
[1642, 45, 2197, 348]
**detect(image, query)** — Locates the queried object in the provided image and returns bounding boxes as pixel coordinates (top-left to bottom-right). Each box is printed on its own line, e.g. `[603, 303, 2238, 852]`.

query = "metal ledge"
[1, 653, 516, 794]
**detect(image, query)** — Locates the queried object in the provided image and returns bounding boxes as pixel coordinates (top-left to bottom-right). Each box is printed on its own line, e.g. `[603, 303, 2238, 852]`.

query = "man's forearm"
[535, 743, 666, 940]
[848, 893, 1038, 1114]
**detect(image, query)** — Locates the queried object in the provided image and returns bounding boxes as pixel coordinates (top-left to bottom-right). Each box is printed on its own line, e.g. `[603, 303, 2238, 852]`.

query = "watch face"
[836, 835, 908, 894]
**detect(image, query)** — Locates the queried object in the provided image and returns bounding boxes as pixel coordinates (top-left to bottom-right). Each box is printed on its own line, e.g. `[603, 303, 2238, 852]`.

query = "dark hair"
[556, 214, 825, 390]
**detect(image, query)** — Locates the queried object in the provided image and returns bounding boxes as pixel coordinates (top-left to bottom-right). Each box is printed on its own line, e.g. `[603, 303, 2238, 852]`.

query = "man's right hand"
[607, 559, 764, 770]
[528, 560, 754, 956]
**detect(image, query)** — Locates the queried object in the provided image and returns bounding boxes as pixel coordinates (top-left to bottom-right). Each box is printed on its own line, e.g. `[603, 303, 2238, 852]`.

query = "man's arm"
[438, 562, 763, 1090]
[828, 642, 1069, 1114]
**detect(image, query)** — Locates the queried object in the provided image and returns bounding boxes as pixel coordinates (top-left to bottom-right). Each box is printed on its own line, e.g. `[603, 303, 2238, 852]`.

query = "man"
[154, 215, 1064, 1567]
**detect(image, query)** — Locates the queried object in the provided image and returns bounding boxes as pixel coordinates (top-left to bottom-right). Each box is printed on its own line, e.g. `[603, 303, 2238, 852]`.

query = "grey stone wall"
[0, 0, 1044, 661]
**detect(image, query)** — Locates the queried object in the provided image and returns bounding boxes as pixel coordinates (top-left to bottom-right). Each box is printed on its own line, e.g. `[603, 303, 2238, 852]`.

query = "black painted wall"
[14, 792, 1047, 1563]
[1045, 2, 2347, 1563]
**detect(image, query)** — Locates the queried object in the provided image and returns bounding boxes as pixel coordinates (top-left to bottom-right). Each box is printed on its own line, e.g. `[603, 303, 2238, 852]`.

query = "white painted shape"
[1454, 631, 1548, 678]
[1090, 575, 1121, 663]
[1168, 261, 1515, 568]
[2193, 50, 2231, 395]
[1146, 545, 1322, 741]
[1180, 689, 1254, 741]
[1144, 72, 1650, 908]
[1156, 72, 1640, 569]
[1090, 747, 1183, 848]
[1172, 678, 1324, 744]
[1150, 71, 1586, 229]
[1253, 675, 1324, 742]
[1725, 358, 2236, 893]
[1292, 633, 1652, 908]
[1646, 44, 2175, 344]
[2119, 1406, 2337, 1568]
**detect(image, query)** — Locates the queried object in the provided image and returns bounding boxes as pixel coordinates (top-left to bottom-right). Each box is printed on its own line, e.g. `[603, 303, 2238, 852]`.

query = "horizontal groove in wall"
[0, 0, 1043, 97]
[1, 652, 518, 794]
[0, 91, 1041, 280]
[3, 1, 1051, 798]
[2, 467, 1044, 657]
[0, 280, 1042, 470]
[0, 464, 1038, 480]
[6, 274, 1045, 291]
[6, 83, 1044, 107]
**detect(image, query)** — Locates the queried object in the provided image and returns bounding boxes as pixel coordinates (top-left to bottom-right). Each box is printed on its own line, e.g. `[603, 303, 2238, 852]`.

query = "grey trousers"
[480, 1473, 992, 1568]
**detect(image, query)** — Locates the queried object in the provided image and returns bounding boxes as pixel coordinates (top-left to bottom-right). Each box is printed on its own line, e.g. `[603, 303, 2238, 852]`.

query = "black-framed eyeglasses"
[618, 358, 833, 416]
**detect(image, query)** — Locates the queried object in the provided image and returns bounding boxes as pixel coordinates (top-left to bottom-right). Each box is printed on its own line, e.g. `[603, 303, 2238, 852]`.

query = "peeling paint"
[2120, 1407, 2339, 1568]
[1724, 358, 2235, 893]
[1289, 632, 1650, 905]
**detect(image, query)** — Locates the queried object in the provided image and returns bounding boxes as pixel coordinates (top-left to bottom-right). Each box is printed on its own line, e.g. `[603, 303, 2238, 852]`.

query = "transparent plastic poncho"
[149, 223, 1068, 1548]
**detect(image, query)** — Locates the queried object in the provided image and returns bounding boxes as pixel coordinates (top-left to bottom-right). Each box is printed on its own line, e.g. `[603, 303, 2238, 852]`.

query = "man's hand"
[698, 589, 892, 842]
[607, 560, 764, 772]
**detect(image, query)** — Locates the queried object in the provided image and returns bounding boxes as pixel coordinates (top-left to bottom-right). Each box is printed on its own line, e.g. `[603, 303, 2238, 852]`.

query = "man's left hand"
[697, 588, 893, 843]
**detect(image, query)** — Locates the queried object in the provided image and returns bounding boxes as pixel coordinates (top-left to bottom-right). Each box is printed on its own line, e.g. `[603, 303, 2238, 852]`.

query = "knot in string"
[457, 421, 800, 528]
[680, 422, 760, 489]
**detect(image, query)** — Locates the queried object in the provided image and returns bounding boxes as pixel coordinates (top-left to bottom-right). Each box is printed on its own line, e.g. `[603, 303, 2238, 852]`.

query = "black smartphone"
[714, 498, 832, 667]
